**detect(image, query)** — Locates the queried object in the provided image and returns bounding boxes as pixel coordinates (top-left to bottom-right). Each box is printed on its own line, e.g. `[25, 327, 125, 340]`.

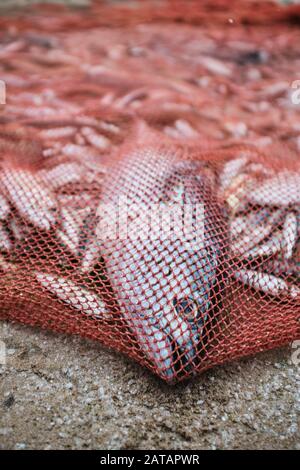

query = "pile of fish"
[0, 0, 299, 380]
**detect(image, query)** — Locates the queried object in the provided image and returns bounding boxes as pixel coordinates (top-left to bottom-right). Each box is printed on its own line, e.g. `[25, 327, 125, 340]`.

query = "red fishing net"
[0, 0, 300, 382]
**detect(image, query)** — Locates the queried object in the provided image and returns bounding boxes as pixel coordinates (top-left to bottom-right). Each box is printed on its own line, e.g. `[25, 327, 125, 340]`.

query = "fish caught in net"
[0, 0, 299, 382]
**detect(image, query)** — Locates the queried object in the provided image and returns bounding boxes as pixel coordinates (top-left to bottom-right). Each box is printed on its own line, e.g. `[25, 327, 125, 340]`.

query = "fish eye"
[173, 297, 197, 321]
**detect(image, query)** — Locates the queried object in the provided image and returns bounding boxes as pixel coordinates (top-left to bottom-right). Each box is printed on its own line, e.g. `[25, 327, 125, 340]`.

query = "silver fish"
[234, 268, 300, 299]
[247, 171, 300, 207]
[39, 126, 77, 140]
[0, 168, 57, 231]
[78, 212, 101, 272]
[282, 212, 298, 260]
[39, 162, 85, 190]
[231, 210, 282, 256]
[99, 147, 227, 380]
[0, 223, 12, 251]
[0, 194, 10, 221]
[81, 127, 111, 150]
[219, 155, 249, 192]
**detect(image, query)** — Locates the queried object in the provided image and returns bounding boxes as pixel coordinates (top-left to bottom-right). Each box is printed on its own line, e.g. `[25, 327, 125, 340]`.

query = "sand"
[0, 321, 299, 450]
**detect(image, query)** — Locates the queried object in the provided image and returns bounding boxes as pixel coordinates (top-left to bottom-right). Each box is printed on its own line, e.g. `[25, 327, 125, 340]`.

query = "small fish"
[0, 253, 15, 272]
[39, 127, 77, 140]
[230, 215, 249, 239]
[223, 172, 252, 213]
[0, 223, 12, 251]
[57, 230, 78, 256]
[62, 143, 98, 160]
[174, 119, 198, 138]
[220, 158, 273, 214]
[229, 208, 275, 240]
[98, 121, 120, 134]
[36, 272, 108, 319]
[164, 126, 183, 139]
[231, 222, 276, 256]
[282, 212, 298, 260]
[39, 162, 85, 190]
[78, 211, 101, 272]
[57, 193, 94, 208]
[200, 56, 232, 77]
[81, 127, 111, 150]
[10, 217, 30, 241]
[242, 230, 282, 260]
[114, 88, 148, 109]
[0, 168, 57, 231]
[247, 171, 300, 207]
[0, 194, 10, 221]
[57, 206, 92, 257]
[234, 269, 300, 299]
[80, 240, 100, 272]
[60, 207, 81, 246]
[264, 259, 300, 280]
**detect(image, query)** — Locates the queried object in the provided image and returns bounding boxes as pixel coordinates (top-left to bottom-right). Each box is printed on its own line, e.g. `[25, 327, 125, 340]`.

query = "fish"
[282, 212, 298, 260]
[229, 208, 274, 240]
[36, 272, 108, 319]
[247, 171, 300, 207]
[78, 212, 101, 272]
[230, 210, 282, 256]
[56, 205, 93, 258]
[38, 127, 77, 140]
[98, 144, 227, 380]
[0, 223, 12, 252]
[175, 119, 198, 138]
[0, 194, 10, 221]
[0, 167, 57, 231]
[10, 217, 31, 241]
[241, 230, 282, 260]
[264, 259, 300, 280]
[39, 162, 85, 190]
[81, 127, 111, 150]
[219, 156, 249, 192]
[234, 269, 300, 299]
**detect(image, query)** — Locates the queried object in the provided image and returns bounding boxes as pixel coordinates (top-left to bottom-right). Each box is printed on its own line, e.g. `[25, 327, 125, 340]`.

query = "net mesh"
[0, 0, 299, 382]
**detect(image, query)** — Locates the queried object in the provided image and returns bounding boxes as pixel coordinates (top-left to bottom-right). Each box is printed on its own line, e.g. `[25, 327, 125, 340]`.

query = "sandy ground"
[0, 321, 299, 450]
